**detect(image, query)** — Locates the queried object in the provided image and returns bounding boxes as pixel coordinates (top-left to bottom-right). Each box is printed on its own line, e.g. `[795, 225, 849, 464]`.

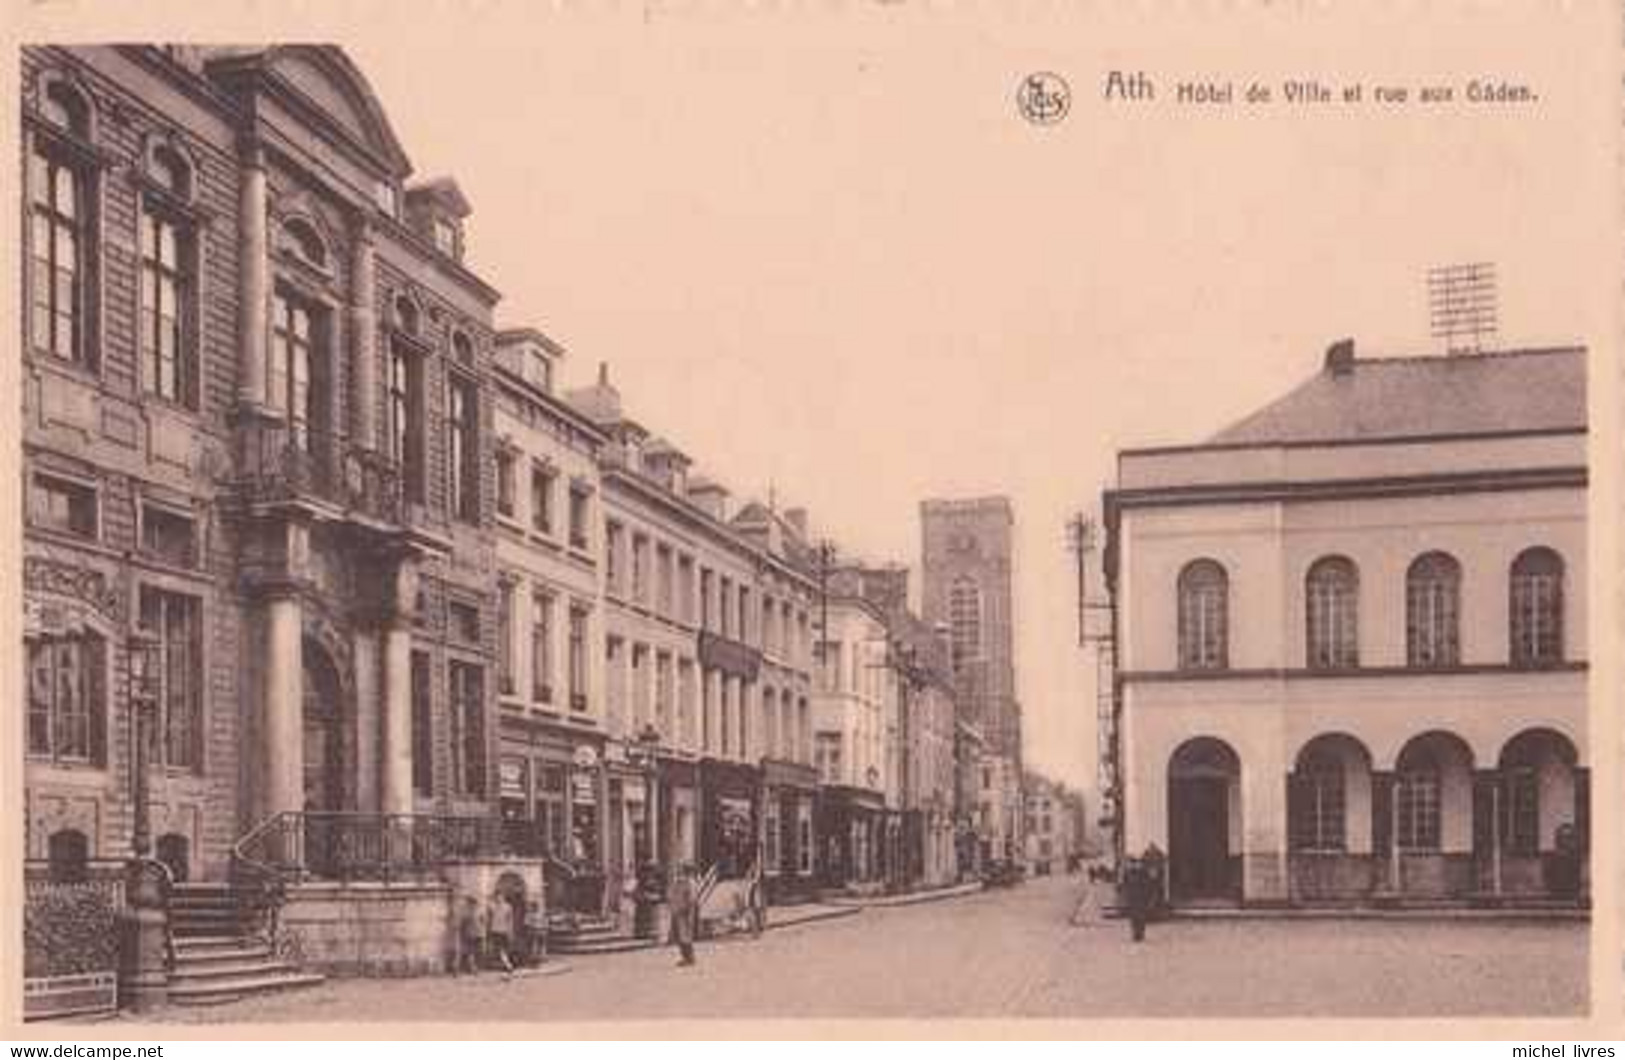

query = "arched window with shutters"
[1176, 559, 1228, 670]
[1510, 547, 1564, 667]
[1305, 556, 1359, 670]
[1406, 552, 1461, 668]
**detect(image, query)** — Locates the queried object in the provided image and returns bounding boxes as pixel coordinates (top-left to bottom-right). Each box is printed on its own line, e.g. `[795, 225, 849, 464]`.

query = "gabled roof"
[204, 45, 413, 178]
[1208, 347, 1585, 447]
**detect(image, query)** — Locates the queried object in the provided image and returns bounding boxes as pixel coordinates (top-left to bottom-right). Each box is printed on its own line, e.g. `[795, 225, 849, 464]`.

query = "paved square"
[153, 876, 1586, 1024]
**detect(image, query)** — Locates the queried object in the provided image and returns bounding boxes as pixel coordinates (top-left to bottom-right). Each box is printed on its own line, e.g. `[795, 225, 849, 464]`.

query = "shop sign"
[499, 758, 527, 799]
[572, 745, 599, 770]
[571, 772, 597, 805]
[622, 776, 646, 803]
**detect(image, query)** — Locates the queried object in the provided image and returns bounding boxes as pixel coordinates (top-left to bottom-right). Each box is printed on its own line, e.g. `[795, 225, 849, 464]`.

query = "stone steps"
[164, 881, 326, 1007]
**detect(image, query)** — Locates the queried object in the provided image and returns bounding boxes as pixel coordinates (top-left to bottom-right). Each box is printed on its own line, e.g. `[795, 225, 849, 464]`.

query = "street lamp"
[121, 628, 167, 1013]
[126, 629, 162, 858]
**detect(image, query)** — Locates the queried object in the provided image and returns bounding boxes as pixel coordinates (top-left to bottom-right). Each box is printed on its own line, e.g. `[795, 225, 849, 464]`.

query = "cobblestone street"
[150, 875, 1585, 1023]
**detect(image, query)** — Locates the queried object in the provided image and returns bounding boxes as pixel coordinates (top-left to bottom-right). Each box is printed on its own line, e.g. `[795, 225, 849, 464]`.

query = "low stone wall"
[1288, 853, 1377, 903]
[279, 880, 453, 978]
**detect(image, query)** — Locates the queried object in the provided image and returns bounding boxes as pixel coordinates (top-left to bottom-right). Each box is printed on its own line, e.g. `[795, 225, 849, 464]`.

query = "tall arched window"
[1305, 556, 1359, 670]
[1510, 547, 1564, 667]
[948, 576, 981, 676]
[1177, 559, 1228, 670]
[29, 80, 96, 368]
[1406, 552, 1461, 668]
[1288, 744, 1346, 852]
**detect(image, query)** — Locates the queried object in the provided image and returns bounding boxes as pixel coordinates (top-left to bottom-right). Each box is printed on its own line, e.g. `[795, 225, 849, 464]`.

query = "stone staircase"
[166, 882, 325, 1005]
[544, 912, 657, 956]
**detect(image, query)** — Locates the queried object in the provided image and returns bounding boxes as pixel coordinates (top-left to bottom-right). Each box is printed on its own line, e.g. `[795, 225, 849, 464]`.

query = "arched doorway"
[1497, 728, 1582, 898]
[302, 639, 346, 814]
[1391, 731, 1475, 897]
[1167, 737, 1241, 901]
[1288, 734, 1374, 901]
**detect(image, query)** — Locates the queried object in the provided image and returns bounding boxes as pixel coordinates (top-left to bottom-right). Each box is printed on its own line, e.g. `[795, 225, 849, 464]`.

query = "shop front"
[817, 785, 886, 890]
[495, 724, 607, 915]
[700, 757, 761, 880]
[761, 759, 819, 904]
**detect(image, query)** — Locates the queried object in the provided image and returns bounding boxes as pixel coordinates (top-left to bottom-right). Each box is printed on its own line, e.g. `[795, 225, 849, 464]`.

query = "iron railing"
[231, 811, 573, 885]
[237, 422, 404, 525]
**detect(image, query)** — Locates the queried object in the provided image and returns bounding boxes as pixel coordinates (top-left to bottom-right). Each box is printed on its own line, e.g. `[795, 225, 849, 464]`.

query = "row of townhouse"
[20, 45, 982, 995]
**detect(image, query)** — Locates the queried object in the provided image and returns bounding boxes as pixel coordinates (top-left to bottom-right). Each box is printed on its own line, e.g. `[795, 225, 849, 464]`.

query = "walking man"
[667, 861, 699, 967]
[455, 895, 482, 975]
[1122, 855, 1152, 943]
[488, 891, 517, 975]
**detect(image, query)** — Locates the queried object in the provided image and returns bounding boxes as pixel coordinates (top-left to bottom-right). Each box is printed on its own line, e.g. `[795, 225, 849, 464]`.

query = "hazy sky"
[328, 5, 1611, 791]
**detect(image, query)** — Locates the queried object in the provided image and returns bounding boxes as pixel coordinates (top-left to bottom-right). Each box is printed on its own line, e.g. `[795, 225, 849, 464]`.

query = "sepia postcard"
[1, 0, 1621, 1041]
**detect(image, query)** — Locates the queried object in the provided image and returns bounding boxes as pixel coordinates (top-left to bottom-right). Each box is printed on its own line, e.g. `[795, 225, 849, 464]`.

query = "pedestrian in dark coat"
[1122, 857, 1152, 943]
[667, 862, 699, 967]
[455, 895, 483, 974]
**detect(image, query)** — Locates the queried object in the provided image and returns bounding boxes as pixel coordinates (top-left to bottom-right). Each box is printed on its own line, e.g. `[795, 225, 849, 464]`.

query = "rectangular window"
[449, 601, 480, 645]
[764, 797, 781, 874]
[434, 217, 458, 258]
[532, 592, 554, 704]
[568, 485, 590, 550]
[448, 375, 479, 522]
[388, 342, 425, 502]
[497, 581, 516, 696]
[449, 660, 485, 797]
[1505, 768, 1540, 856]
[677, 659, 696, 747]
[739, 587, 752, 646]
[139, 205, 195, 407]
[678, 557, 696, 625]
[604, 521, 624, 594]
[656, 545, 674, 618]
[632, 535, 649, 606]
[411, 650, 433, 796]
[496, 450, 516, 519]
[139, 588, 202, 772]
[798, 802, 813, 874]
[29, 143, 86, 365]
[655, 652, 673, 736]
[568, 605, 588, 712]
[26, 634, 105, 765]
[1396, 772, 1442, 850]
[632, 644, 649, 727]
[816, 733, 842, 784]
[531, 464, 555, 536]
[140, 505, 196, 568]
[719, 577, 733, 637]
[29, 473, 97, 540]
[700, 569, 714, 631]
[270, 289, 323, 451]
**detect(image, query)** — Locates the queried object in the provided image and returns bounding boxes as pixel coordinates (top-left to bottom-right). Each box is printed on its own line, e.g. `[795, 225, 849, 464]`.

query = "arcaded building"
[1105, 342, 1587, 907]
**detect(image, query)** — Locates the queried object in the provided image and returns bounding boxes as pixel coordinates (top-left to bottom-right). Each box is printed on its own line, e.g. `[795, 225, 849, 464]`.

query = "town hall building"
[1103, 340, 1588, 907]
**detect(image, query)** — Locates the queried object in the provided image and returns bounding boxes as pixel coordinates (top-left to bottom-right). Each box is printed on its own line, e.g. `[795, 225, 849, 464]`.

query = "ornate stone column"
[379, 561, 418, 817]
[263, 587, 305, 820]
[237, 138, 270, 412]
[349, 221, 379, 452]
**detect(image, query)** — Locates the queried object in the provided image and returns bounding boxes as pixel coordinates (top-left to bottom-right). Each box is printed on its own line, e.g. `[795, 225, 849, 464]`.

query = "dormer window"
[375, 181, 398, 219]
[434, 217, 459, 260]
[529, 350, 553, 394]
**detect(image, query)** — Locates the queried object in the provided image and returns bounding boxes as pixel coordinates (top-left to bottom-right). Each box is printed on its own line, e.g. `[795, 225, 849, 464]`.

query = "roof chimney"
[1324, 338, 1356, 377]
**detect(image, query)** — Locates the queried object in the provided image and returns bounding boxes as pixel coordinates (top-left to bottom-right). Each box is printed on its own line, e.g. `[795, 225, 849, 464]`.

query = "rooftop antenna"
[1428, 262, 1498, 356]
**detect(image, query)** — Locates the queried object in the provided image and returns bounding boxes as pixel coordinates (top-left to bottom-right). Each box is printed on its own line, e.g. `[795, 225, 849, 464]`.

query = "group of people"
[455, 891, 546, 976]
